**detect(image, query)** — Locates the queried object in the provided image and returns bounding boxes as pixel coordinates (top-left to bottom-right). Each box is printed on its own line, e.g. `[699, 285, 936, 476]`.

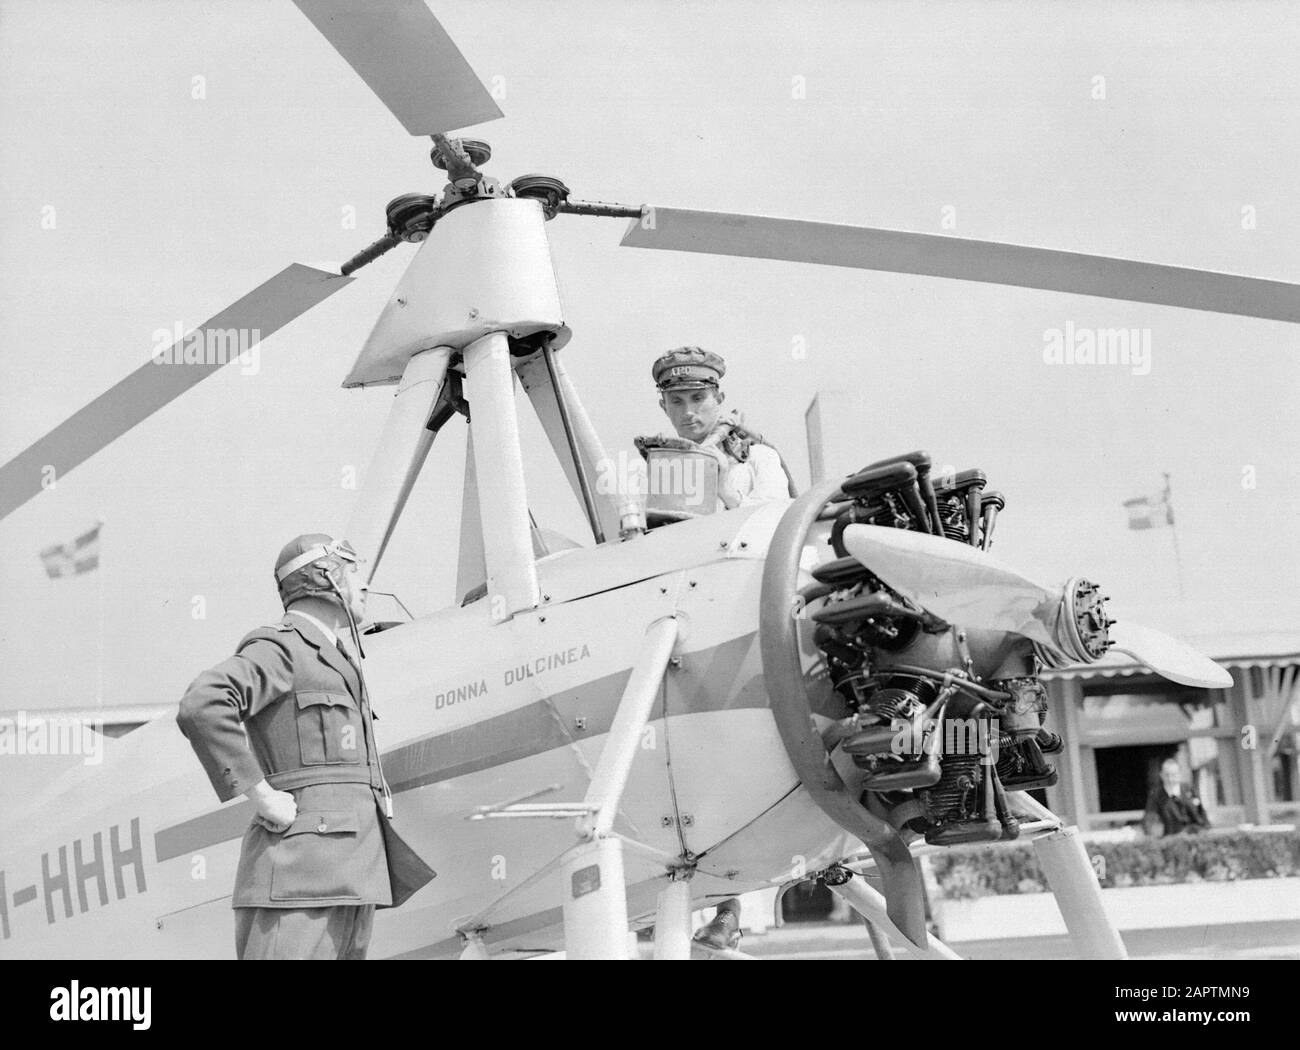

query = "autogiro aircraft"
[1, 1, 1274, 960]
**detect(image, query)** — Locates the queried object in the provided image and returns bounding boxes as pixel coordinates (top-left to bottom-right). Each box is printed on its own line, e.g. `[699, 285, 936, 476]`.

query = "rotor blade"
[292, 0, 502, 136]
[1109, 620, 1233, 690]
[622, 208, 1300, 324]
[0, 264, 351, 522]
[839, 525, 1060, 647]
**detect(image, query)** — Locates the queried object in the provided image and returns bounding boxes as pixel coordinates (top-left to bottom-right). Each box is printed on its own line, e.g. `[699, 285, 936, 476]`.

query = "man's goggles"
[274, 538, 362, 583]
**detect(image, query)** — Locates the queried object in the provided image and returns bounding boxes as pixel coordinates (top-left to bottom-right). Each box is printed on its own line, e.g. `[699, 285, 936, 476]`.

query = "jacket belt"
[268, 767, 380, 792]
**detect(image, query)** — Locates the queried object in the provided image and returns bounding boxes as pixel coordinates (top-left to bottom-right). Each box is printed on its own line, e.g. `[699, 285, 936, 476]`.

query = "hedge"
[929, 829, 1300, 900]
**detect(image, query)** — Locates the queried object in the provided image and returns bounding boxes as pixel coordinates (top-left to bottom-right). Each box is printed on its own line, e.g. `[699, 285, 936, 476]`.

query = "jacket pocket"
[269, 810, 362, 901]
[295, 691, 364, 765]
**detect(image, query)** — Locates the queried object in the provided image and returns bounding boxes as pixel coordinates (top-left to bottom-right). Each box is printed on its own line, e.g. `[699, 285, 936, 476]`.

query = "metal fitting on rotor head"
[385, 193, 439, 242]
[431, 135, 491, 193]
[509, 174, 571, 220]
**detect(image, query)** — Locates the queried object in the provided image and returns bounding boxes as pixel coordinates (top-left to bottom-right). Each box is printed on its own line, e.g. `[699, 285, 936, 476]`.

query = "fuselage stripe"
[153, 633, 776, 862]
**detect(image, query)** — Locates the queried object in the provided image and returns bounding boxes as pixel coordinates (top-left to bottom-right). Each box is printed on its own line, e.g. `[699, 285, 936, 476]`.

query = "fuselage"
[0, 500, 857, 959]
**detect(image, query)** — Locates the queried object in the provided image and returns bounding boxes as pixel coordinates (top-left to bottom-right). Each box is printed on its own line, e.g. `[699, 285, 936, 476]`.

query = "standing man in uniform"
[646, 346, 797, 511]
[176, 533, 436, 959]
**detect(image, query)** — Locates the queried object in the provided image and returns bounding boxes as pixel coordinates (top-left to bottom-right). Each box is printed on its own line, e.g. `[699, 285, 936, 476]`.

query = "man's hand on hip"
[246, 778, 298, 832]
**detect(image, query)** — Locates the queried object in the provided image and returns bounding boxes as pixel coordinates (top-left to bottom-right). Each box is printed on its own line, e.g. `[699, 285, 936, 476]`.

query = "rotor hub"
[385, 193, 439, 242]
[509, 174, 571, 220]
[430, 138, 492, 171]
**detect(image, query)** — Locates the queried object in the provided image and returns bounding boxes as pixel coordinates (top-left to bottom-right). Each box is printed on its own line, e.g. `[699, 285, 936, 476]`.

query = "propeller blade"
[292, 0, 502, 136]
[839, 524, 1061, 648]
[0, 264, 351, 522]
[1109, 620, 1233, 690]
[623, 208, 1300, 324]
[840, 525, 1235, 689]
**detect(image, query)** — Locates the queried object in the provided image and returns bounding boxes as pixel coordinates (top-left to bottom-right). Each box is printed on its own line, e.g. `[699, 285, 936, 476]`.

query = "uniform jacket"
[176, 613, 435, 909]
[700, 415, 795, 508]
[718, 443, 793, 506]
[1143, 784, 1211, 836]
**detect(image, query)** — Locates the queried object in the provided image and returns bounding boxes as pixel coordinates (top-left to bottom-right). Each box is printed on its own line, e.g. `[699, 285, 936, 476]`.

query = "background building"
[1040, 606, 1300, 830]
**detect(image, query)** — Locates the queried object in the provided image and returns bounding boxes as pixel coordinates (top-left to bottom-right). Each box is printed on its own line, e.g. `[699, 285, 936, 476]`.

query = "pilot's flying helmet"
[274, 533, 362, 608]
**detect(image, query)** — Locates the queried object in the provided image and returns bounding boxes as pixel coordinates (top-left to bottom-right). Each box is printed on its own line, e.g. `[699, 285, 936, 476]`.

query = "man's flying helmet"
[274, 533, 361, 608]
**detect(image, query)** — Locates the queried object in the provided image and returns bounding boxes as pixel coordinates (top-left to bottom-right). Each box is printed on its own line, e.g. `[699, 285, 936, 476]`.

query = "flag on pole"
[1123, 486, 1174, 530]
[39, 521, 102, 578]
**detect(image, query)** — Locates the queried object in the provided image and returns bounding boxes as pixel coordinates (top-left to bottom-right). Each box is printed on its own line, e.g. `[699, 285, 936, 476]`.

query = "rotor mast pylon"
[344, 346, 450, 583]
[340, 180, 622, 608]
[463, 329, 539, 616]
[336, 133, 638, 597]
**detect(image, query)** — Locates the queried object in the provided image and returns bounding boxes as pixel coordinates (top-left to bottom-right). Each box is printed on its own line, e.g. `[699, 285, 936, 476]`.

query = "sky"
[1, 0, 1297, 714]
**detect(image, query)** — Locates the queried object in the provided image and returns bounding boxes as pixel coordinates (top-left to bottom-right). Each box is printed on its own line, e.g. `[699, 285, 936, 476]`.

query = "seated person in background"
[644, 346, 796, 512]
[1143, 758, 1211, 837]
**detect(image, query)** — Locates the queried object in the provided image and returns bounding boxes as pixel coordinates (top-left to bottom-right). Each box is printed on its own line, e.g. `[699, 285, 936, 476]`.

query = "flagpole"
[1163, 473, 1186, 600]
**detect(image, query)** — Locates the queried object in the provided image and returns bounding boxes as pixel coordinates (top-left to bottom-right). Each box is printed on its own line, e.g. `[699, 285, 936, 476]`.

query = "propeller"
[291, 0, 502, 136]
[1105, 620, 1233, 691]
[838, 524, 1062, 647]
[622, 208, 1300, 324]
[839, 523, 1233, 689]
[0, 265, 350, 522]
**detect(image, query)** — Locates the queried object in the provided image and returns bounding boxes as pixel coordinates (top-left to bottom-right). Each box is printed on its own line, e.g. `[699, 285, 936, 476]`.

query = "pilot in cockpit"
[638, 349, 796, 950]
[638, 347, 797, 516]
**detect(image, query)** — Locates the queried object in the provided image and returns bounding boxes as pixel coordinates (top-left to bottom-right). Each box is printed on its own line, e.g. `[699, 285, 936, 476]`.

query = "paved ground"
[732, 919, 1300, 960]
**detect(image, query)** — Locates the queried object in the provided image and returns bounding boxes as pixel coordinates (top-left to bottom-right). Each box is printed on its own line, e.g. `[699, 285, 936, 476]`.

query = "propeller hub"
[1051, 576, 1112, 664]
